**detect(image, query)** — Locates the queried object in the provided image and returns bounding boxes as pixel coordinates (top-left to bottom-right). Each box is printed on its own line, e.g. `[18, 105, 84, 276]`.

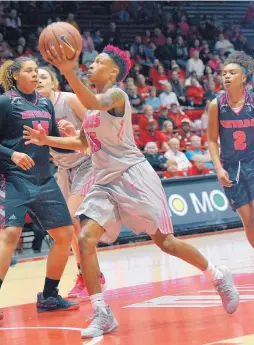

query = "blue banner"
[119, 174, 242, 239]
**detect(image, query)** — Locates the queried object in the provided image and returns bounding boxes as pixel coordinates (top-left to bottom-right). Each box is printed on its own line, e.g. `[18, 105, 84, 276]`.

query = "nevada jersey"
[218, 90, 254, 163]
[0, 88, 60, 182]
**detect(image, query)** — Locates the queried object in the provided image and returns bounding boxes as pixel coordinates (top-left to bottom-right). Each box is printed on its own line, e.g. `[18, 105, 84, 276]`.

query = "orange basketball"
[38, 22, 82, 61]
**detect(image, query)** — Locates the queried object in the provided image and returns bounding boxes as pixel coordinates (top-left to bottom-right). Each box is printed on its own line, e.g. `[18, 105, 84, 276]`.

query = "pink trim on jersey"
[226, 90, 246, 116]
[81, 172, 96, 196]
[160, 187, 173, 234]
[54, 91, 61, 106]
[117, 118, 124, 141]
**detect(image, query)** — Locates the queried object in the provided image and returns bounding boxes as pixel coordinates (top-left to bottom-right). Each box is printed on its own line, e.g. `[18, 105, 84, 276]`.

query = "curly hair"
[39, 66, 59, 91]
[223, 51, 254, 81]
[0, 57, 37, 91]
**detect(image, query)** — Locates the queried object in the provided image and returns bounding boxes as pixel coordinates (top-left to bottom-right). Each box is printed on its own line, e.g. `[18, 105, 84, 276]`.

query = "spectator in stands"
[187, 160, 211, 176]
[129, 62, 143, 80]
[103, 22, 121, 47]
[136, 74, 150, 100]
[164, 138, 191, 172]
[157, 106, 175, 130]
[135, 44, 154, 70]
[160, 120, 176, 150]
[66, 13, 79, 31]
[208, 54, 222, 72]
[144, 142, 167, 171]
[142, 29, 151, 45]
[152, 28, 166, 46]
[130, 36, 143, 59]
[190, 39, 202, 58]
[179, 118, 193, 149]
[138, 105, 159, 130]
[170, 69, 186, 105]
[199, 102, 209, 129]
[186, 78, 205, 106]
[145, 86, 161, 112]
[149, 59, 160, 81]
[6, 9, 21, 30]
[0, 41, 13, 58]
[81, 42, 98, 69]
[82, 30, 94, 52]
[178, 15, 190, 37]
[187, 51, 205, 79]
[154, 37, 176, 70]
[153, 65, 168, 92]
[92, 29, 103, 51]
[112, 1, 130, 22]
[127, 84, 143, 113]
[245, 2, 254, 27]
[204, 81, 218, 101]
[234, 34, 252, 54]
[186, 135, 213, 168]
[163, 160, 185, 179]
[185, 71, 201, 87]
[200, 41, 213, 65]
[214, 34, 234, 54]
[168, 103, 186, 129]
[175, 35, 188, 69]
[159, 82, 179, 109]
[170, 61, 186, 82]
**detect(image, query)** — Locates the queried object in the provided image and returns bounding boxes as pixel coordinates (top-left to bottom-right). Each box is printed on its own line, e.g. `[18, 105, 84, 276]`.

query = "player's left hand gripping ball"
[45, 44, 80, 73]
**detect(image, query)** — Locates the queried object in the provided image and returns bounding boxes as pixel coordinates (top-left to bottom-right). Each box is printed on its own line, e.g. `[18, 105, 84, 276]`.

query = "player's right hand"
[23, 124, 47, 146]
[11, 152, 35, 171]
[217, 168, 232, 188]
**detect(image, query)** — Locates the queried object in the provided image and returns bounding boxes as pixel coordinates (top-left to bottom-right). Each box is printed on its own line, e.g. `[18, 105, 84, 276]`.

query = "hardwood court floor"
[1, 229, 254, 345]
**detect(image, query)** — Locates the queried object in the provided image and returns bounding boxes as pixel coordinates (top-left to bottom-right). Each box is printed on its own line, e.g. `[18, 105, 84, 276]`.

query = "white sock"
[204, 262, 223, 281]
[90, 293, 106, 310]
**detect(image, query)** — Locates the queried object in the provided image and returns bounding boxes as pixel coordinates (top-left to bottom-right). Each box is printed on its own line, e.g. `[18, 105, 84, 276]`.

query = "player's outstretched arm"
[207, 99, 221, 172]
[208, 99, 232, 187]
[44, 45, 125, 112]
[23, 124, 88, 151]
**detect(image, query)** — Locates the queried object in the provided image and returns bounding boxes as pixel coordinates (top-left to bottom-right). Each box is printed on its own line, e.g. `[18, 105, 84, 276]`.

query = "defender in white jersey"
[24, 45, 239, 338]
[36, 67, 106, 299]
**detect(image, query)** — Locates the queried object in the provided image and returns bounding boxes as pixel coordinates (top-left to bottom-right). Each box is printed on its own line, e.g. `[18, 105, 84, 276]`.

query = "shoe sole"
[81, 318, 119, 338]
[78, 283, 107, 300]
[37, 304, 80, 313]
[68, 292, 82, 298]
[217, 266, 240, 314]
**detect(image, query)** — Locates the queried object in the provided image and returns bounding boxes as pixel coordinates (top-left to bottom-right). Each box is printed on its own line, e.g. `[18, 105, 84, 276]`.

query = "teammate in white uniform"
[24, 45, 239, 338]
[36, 67, 106, 299]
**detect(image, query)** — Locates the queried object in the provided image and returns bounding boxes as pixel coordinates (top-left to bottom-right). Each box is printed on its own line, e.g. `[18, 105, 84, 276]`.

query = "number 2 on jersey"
[233, 130, 246, 150]
[32, 121, 49, 135]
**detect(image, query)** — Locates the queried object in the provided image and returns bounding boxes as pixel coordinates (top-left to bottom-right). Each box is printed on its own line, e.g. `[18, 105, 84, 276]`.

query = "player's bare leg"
[37, 225, 80, 312]
[67, 194, 106, 298]
[0, 226, 22, 319]
[151, 230, 239, 314]
[237, 201, 254, 248]
[79, 219, 118, 338]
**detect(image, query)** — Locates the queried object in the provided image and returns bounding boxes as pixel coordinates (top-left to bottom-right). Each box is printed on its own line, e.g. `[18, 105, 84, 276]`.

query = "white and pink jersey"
[83, 88, 145, 185]
[51, 91, 89, 169]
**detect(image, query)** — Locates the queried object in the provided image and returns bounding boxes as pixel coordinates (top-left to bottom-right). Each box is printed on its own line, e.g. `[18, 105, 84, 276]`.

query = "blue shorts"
[0, 174, 72, 230]
[223, 158, 254, 211]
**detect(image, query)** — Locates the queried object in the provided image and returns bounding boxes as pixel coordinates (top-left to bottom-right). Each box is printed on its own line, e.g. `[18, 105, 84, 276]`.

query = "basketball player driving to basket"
[23, 44, 240, 338]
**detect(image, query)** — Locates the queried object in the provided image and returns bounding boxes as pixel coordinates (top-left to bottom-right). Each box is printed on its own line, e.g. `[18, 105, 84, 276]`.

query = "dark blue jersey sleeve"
[0, 95, 15, 159]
